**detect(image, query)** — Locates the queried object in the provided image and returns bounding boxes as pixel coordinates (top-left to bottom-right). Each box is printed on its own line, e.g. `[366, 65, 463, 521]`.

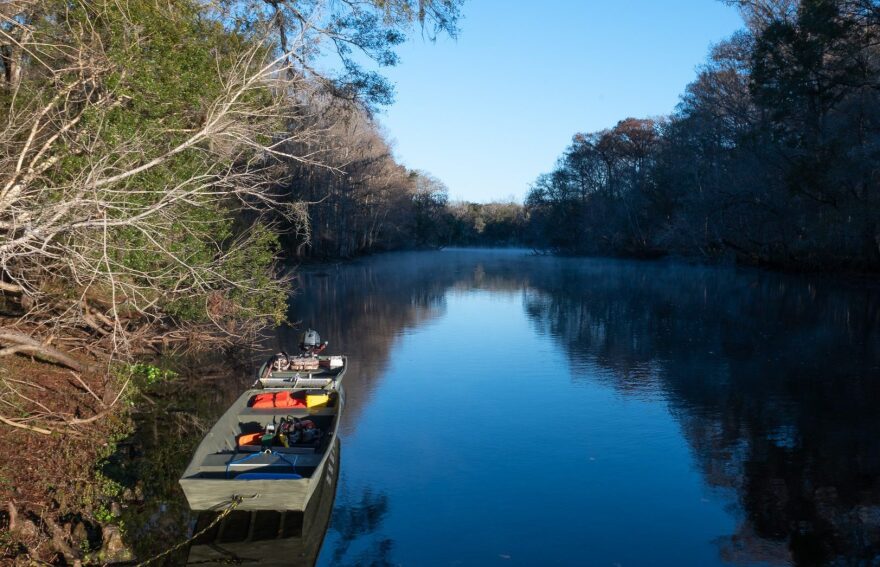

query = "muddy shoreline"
[0, 347, 262, 565]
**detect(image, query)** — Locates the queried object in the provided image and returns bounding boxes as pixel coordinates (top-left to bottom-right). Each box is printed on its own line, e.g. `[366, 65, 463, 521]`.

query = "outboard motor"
[299, 329, 328, 356]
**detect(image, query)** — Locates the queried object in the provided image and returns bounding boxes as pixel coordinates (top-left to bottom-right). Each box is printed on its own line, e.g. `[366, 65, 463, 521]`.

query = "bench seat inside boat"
[198, 452, 324, 473]
[237, 406, 337, 419]
[268, 368, 342, 379]
[234, 444, 319, 454]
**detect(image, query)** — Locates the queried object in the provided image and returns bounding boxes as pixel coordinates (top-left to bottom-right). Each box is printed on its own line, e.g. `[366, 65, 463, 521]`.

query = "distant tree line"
[276, 103, 447, 259]
[445, 201, 527, 247]
[282, 139, 531, 253]
[526, 0, 880, 271]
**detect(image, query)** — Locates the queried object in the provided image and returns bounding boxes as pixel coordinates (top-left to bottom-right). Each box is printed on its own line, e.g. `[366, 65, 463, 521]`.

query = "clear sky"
[376, 1, 745, 203]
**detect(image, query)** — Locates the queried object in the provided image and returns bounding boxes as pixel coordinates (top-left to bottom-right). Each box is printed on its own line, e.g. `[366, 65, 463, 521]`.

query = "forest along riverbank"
[0, 0, 462, 563]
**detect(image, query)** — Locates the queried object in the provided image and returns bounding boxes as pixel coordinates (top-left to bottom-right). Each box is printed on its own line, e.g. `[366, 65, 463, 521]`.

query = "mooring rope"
[133, 495, 244, 567]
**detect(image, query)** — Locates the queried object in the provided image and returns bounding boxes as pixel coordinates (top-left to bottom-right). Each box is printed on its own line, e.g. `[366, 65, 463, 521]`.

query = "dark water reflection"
[283, 250, 880, 567]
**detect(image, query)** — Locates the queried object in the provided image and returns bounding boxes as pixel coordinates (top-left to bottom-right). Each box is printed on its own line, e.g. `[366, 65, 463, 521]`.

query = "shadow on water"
[323, 488, 392, 567]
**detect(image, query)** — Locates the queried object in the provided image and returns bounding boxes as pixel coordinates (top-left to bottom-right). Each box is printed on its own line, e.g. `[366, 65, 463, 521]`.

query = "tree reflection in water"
[323, 489, 393, 567]
[520, 261, 880, 565]
[288, 250, 880, 565]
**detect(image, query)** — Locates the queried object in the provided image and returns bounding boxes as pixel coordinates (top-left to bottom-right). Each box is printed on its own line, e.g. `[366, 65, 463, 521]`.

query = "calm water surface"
[274, 249, 880, 566]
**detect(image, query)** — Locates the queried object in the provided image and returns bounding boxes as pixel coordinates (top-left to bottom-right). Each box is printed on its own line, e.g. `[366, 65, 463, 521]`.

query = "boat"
[179, 330, 345, 512]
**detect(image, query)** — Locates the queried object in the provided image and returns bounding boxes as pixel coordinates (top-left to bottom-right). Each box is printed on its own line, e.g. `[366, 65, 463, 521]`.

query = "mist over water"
[281, 249, 880, 566]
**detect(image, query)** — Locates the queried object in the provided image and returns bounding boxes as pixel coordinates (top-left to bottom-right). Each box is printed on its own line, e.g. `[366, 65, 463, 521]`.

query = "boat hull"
[180, 437, 339, 511]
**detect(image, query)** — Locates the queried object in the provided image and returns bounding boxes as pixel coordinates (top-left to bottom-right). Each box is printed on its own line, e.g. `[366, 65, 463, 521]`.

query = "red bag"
[274, 391, 306, 408]
[251, 393, 275, 408]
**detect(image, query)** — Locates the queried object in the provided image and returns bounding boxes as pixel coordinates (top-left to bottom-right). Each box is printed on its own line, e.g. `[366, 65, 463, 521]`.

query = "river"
[135, 248, 880, 566]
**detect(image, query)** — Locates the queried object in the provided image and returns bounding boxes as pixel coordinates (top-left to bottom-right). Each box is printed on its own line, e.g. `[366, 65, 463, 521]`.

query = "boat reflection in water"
[185, 438, 340, 567]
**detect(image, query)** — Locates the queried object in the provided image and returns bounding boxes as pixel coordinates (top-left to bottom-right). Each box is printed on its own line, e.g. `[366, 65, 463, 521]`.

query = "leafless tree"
[0, 1, 337, 367]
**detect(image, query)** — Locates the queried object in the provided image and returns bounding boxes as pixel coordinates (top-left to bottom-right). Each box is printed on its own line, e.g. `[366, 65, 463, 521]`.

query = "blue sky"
[375, 1, 744, 203]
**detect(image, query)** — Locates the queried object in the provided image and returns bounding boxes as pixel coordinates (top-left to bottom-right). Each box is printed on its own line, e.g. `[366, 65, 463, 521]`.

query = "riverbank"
[0, 346, 256, 564]
[0, 332, 232, 563]
[0, 276, 284, 562]
[0, 355, 137, 564]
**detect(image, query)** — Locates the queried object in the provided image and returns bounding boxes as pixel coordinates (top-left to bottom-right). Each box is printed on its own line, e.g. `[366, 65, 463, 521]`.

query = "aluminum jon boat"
[179, 347, 346, 512]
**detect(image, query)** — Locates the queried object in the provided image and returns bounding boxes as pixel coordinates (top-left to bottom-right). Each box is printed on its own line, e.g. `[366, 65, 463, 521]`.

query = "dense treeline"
[0, 0, 461, 361]
[277, 102, 457, 258]
[527, 0, 880, 271]
[446, 200, 527, 246]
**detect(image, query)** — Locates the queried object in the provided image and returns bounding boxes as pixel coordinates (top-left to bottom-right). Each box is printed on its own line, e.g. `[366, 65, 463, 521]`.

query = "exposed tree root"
[0, 281, 23, 293]
[0, 329, 88, 372]
[0, 414, 53, 434]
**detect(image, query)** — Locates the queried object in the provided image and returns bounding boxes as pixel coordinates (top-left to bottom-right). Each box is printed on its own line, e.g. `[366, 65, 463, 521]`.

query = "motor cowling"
[299, 329, 327, 354]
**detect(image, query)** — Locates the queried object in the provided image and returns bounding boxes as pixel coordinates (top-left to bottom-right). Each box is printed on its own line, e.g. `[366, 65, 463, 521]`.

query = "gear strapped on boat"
[235, 417, 324, 451]
[277, 416, 321, 446]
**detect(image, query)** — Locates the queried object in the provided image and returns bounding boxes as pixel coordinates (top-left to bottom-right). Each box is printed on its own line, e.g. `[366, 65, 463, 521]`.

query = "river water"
[133, 249, 880, 566]
[276, 249, 879, 566]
